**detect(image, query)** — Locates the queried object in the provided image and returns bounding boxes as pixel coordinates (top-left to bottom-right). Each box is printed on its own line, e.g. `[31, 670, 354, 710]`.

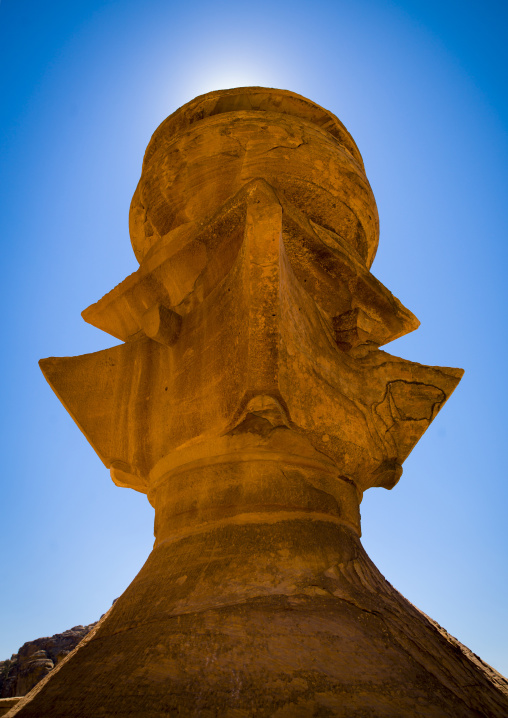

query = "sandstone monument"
[9, 88, 508, 716]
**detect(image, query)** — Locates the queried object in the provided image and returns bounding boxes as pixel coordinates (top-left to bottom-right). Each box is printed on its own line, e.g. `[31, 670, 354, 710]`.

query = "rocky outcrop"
[0, 624, 95, 697]
[11, 87, 508, 715]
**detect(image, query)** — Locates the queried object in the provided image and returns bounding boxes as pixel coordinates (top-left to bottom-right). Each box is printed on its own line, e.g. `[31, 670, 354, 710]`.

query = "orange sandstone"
[10, 88, 508, 717]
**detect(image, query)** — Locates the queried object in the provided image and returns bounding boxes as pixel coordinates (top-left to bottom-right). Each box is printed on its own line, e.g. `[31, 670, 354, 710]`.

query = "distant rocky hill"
[0, 624, 96, 698]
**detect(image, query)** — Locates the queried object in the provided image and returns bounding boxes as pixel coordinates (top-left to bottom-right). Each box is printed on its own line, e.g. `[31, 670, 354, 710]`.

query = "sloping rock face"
[0, 625, 95, 697]
[6, 531, 508, 717]
[0, 698, 21, 717]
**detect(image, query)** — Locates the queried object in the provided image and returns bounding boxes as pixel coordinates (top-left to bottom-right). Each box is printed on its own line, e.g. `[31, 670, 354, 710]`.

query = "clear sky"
[1, 0, 507, 678]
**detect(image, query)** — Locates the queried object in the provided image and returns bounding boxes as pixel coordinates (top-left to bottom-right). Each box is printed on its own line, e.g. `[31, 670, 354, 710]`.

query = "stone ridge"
[143, 87, 364, 169]
[0, 624, 96, 698]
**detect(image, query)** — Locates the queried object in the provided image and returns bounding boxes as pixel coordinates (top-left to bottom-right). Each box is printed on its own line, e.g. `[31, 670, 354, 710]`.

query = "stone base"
[7, 520, 508, 717]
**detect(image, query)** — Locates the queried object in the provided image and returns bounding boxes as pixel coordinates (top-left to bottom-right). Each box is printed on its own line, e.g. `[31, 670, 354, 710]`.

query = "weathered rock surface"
[0, 698, 20, 717]
[9, 87, 508, 716]
[0, 624, 95, 698]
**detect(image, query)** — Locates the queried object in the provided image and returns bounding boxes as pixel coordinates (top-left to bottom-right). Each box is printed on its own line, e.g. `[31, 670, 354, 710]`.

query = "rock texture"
[10, 87, 508, 716]
[0, 625, 95, 698]
[0, 699, 21, 717]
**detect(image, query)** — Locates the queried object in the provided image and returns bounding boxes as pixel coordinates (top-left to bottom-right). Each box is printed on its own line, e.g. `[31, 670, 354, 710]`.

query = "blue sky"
[1, 0, 507, 677]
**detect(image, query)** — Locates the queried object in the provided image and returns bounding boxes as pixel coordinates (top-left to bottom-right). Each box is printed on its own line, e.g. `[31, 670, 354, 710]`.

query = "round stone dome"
[129, 87, 379, 267]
